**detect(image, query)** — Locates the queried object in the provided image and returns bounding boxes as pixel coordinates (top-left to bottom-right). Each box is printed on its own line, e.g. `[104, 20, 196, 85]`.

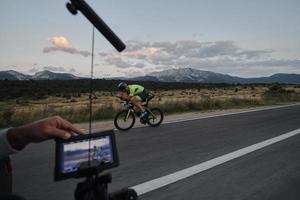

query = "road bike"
[114, 95, 164, 131]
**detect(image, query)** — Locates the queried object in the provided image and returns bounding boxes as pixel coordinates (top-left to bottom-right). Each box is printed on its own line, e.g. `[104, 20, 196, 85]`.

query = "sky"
[0, 0, 299, 78]
[64, 136, 110, 151]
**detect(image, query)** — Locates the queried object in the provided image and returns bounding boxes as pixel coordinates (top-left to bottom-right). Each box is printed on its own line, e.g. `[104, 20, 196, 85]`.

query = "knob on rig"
[66, 2, 78, 15]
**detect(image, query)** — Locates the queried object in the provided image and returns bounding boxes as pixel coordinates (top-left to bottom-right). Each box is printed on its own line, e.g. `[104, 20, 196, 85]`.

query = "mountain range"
[1, 68, 300, 84]
[129, 68, 300, 84]
[0, 70, 81, 80]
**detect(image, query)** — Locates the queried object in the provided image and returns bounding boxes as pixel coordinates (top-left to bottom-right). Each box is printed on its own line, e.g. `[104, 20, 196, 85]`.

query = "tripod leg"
[75, 178, 109, 200]
[109, 188, 138, 200]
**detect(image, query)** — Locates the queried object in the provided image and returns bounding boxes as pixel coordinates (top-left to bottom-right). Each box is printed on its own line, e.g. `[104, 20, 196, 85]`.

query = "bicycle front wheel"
[147, 108, 164, 127]
[114, 110, 136, 131]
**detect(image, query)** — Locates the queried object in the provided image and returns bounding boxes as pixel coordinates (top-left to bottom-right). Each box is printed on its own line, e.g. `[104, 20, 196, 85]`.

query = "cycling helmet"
[117, 82, 127, 90]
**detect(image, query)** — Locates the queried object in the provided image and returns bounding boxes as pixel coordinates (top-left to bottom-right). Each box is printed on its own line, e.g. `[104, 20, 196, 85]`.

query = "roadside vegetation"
[0, 80, 300, 128]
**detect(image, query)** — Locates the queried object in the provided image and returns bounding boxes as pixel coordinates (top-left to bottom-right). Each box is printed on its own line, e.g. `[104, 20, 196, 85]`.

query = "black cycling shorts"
[137, 89, 149, 102]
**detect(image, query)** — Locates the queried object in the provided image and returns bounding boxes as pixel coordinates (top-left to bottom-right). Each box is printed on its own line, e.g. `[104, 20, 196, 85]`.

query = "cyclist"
[116, 82, 149, 121]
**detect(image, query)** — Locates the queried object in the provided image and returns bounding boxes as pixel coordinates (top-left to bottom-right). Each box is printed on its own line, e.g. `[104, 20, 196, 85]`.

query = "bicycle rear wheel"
[114, 110, 135, 131]
[147, 108, 164, 127]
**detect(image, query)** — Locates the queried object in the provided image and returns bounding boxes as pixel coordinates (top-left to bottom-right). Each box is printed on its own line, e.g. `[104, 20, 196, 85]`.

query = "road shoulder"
[76, 102, 300, 132]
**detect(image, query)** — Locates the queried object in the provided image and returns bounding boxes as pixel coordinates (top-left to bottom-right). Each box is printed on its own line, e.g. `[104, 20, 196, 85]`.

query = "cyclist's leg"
[130, 96, 145, 112]
[131, 96, 148, 123]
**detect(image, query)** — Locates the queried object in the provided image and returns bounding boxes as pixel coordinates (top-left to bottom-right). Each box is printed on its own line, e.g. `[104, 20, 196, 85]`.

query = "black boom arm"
[66, 0, 126, 52]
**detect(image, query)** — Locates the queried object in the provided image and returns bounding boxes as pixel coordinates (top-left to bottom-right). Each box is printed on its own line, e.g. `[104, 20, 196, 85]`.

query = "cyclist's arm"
[122, 95, 134, 101]
[116, 92, 123, 98]
[116, 92, 132, 101]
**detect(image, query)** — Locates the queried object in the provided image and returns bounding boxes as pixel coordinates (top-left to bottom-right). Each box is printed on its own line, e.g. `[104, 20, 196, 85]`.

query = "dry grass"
[1, 86, 300, 128]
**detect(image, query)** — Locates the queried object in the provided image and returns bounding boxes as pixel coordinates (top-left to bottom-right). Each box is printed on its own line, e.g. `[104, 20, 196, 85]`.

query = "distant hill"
[1, 68, 300, 84]
[31, 70, 80, 80]
[245, 73, 300, 84]
[0, 70, 31, 80]
[0, 70, 81, 80]
[129, 68, 300, 84]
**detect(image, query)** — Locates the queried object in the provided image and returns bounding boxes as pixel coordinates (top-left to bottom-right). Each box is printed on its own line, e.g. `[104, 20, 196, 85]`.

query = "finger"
[70, 131, 79, 136]
[50, 129, 72, 140]
[57, 118, 83, 134]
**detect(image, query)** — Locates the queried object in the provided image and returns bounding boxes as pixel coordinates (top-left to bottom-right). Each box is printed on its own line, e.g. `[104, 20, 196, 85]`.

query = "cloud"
[99, 40, 276, 69]
[238, 50, 274, 60]
[118, 68, 144, 78]
[43, 47, 90, 57]
[69, 67, 76, 73]
[28, 67, 39, 73]
[103, 56, 130, 68]
[48, 36, 71, 48]
[241, 59, 300, 68]
[43, 66, 67, 72]
[102, 54, 147, 69]
[98, 39, 299, 77]
[138, 40, 273, 60]
[43, 36, 90, 57]
[134, 63, 145, 68]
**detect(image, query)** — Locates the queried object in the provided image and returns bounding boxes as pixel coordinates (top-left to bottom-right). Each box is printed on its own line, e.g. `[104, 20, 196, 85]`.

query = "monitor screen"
[62, 136, 114, 173]
[55, 130, 119, 181]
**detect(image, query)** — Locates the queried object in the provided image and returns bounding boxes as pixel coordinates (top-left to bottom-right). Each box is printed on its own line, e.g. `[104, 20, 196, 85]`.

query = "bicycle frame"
[122, 105, 156, 122]
[120, 98, 157, 121]
[124, 108, 135, 121]
[145, 108, 157, 120]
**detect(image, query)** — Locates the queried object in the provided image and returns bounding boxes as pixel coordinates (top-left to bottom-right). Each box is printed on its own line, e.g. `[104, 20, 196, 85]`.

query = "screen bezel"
[54, 130, 119, 181]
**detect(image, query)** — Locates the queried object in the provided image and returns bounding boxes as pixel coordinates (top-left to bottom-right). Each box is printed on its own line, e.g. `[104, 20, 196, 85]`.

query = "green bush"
[93, 104, 118, 120]
[1, 107, 14, 127]
[263, 84, 300, 103]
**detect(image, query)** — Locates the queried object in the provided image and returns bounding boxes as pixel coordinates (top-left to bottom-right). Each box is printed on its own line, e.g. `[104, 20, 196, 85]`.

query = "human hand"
[6, 116, 83, 150]
[116, 93, 123, 98]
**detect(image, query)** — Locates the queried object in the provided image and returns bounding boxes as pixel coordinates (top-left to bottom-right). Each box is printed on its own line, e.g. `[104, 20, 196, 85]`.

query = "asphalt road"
[11, 104, 300, 200]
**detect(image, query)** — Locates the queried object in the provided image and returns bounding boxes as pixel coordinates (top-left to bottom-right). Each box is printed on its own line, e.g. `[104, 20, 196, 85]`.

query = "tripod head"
[75, 172, 137, 200]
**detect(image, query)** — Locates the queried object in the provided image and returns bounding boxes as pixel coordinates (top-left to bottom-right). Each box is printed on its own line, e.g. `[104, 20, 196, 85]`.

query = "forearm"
[0, 128, 21, 158]
[6, 127, 31, 151]
[118, 93, 131, 101]
[0, 116, 81, 157]
[124, 95, 132, 101]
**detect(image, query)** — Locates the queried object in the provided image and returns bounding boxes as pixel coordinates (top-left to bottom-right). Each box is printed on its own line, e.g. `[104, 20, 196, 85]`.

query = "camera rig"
[63, 1, 137, 200]
[74, 162, 137, 200]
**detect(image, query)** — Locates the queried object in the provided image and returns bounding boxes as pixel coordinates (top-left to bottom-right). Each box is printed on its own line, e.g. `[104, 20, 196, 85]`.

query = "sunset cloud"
[96, 39, 300, 77]
[99, 40, 276, 69]
[48, 36, 71, 48]
[43, 36, 90, 57]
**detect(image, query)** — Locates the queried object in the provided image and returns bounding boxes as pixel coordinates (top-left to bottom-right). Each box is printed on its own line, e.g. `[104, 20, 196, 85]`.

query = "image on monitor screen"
[61, 136, 114, 173]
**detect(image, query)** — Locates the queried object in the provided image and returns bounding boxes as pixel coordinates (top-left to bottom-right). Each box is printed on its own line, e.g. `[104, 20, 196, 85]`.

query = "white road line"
[130, 128, 300, 196]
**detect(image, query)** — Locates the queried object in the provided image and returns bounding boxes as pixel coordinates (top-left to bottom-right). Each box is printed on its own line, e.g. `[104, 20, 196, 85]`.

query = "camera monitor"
[55, 130, 119, 181]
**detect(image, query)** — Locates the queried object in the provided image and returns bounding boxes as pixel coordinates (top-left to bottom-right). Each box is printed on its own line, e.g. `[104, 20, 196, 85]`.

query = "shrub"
[263, 84, 300, 103]
[93, 104, 117, 120]
[2, 107, 14, 126]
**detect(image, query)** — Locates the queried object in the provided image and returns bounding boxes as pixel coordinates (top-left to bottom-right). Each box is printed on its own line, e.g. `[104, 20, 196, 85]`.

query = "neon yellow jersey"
[127, 84, 144, 96]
